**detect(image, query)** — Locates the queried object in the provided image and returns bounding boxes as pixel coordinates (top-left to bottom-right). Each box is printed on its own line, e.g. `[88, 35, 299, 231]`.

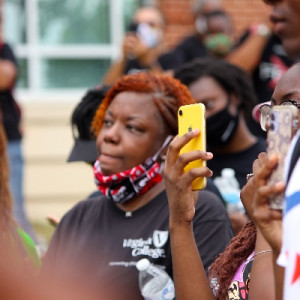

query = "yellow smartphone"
[267, 105, 298, 209]
[178, 103, 206, 190]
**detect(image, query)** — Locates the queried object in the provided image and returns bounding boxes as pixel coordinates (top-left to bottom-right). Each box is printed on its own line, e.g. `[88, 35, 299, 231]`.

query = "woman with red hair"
[43, 72, 233, 300]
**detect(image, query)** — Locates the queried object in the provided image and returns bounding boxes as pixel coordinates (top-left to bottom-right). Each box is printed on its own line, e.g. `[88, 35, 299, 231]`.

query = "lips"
[100, 153, 121, 161]
[270, 15, 287, 36]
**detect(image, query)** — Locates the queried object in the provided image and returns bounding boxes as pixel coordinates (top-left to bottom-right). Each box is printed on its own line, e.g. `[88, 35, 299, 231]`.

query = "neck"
[213, 117, 257, 154]
[116, 180, 165, 212]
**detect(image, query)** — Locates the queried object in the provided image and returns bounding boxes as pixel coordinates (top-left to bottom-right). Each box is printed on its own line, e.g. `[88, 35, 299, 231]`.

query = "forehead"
[264, 0, 300, 7]
[108, 91, 158, 115]
[189, 76, 225, 97]
[207, 15, 232, 32]
[272, 64, 300, 104]
[134, 7, 164, 26]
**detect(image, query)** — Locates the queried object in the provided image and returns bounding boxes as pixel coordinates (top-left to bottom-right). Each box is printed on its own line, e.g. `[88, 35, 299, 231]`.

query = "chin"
[282, 39, 300, 59]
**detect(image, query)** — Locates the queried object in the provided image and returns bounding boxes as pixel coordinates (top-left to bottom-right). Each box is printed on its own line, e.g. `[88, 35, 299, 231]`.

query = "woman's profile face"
[96, 91, 166, 175]
[188, 76, 238, 118]
[271, 64, 300, 107]
[264, 64, 300, 132]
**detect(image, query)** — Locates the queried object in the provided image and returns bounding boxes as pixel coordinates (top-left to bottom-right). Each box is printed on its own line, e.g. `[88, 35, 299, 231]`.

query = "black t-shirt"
[236, 33, 294, 138]
[0, 43, 21, 141]
[123, 34, 208, 73]
[44, 190, 233, 300]
[208, 138, 266, 189]
[158, 34, 209, 71]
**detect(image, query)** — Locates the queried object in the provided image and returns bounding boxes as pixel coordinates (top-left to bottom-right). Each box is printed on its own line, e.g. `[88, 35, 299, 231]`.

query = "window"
[3, 0, 140, 101]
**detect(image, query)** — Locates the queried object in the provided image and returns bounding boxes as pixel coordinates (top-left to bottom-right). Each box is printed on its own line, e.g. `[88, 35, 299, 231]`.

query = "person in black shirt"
[102, 5, 167, 85]
[0, 41, 37, 242]
[43, 72, 233, 300]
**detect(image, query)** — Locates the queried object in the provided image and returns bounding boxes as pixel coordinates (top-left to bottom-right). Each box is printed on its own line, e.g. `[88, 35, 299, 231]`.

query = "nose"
[103, 122, 121, 144]
[269, 2, 285, 23]
[96, 122, 121, 150]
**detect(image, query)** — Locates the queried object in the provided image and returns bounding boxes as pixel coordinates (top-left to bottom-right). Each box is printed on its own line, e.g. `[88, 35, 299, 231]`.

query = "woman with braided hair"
[43, 72, 233, 300]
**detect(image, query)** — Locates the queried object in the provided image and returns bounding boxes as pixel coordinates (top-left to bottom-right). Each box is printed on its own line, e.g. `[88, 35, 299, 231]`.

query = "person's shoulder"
[176, 34, 203, 48]
[61, 193, 106, 223]
[0, 43, 14, 53]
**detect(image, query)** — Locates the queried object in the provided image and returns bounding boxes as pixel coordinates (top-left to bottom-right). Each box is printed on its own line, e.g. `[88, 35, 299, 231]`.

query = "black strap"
[287, 135, 300, 185]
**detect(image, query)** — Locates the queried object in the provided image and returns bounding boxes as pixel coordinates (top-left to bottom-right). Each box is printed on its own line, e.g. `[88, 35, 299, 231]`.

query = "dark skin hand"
[164, 129, 214, 225]
[251, 153, 284, 256]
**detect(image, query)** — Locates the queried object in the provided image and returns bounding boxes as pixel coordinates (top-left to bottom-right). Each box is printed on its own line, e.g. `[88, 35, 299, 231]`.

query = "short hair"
[71, 85, 110, 140]
[192, 0, 222, 15]
[174, 58, 258, 119]
[262, 0, 280, 4]
[91, 72, 195, 136]
[134, 5, 167, 27]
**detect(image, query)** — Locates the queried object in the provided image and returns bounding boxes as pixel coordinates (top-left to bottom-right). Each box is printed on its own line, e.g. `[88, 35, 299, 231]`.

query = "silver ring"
[246, 173, 254, 181]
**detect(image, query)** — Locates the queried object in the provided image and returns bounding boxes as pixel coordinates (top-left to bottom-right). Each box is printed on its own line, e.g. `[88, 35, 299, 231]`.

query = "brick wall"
[158, 0, 271, 49]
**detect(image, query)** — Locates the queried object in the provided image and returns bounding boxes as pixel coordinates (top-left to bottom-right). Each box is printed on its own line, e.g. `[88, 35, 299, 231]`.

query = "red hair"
[91, 72, 195, 136]
[209, 221, 256, 300]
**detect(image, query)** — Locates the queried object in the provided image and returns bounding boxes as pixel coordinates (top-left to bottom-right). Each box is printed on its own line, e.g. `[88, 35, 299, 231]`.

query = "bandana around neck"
[93, 136, 173, 204]
[93, 157, 162, 203]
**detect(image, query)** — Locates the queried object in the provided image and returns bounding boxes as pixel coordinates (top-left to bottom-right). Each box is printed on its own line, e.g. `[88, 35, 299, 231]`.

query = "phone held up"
[178, 103, 206, 190]
[267, 104, 298, 210]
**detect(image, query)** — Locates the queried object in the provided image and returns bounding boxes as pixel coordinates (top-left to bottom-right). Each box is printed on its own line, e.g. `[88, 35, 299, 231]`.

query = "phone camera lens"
[179, 110, 183, 116]
[271, 113, 275, 120]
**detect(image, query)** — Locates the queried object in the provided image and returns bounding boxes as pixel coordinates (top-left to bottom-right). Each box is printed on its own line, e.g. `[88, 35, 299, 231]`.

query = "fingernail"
[206, 152, 213, 158]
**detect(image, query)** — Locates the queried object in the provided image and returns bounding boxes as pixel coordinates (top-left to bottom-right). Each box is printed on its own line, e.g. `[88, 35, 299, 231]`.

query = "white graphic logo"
[153, 230, 169, 248]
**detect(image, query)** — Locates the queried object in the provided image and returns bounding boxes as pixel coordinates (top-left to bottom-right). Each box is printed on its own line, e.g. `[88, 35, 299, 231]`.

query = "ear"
[230, 93, 241, 106]
[228, 93, 241, 115]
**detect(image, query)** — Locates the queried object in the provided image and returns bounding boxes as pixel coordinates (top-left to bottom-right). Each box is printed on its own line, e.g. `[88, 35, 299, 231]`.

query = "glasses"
[259, 100, 300, 131]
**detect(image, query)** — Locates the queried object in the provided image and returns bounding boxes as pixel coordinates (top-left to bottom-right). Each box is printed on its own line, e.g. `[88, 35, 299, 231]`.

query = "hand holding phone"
[267, 105, 298, 209]
[178, 103, 206, 190]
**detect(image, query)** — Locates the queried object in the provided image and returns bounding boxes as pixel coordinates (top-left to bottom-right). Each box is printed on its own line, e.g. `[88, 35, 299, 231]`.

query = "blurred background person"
[102, 5, 167, 85]
[0, 23, 37, 242]
[158, 0, 233, 71]
[226, 3, 295, 139]
[67, 85, 110, 166]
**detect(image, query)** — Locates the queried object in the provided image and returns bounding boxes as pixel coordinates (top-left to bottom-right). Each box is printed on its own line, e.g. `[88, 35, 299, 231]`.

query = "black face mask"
[206, 104, 239, 148]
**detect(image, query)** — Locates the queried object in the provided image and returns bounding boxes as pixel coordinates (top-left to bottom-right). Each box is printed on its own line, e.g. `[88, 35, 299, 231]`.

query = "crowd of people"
[1, 0, 300, 299]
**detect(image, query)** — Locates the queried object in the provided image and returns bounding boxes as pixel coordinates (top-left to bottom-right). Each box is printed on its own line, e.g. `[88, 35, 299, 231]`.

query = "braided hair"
[91, 72, 195, 136]
[209, 221, 256, 300]
[71, 85, 110, 140]
[174, 58, 258, 120]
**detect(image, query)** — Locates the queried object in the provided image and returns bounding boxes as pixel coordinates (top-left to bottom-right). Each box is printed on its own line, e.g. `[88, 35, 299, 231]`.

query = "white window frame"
[6, 0, 125, 102]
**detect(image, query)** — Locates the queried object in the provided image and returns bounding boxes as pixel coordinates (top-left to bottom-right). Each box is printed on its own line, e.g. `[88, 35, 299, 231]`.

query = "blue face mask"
[137, 23, 162, 48]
